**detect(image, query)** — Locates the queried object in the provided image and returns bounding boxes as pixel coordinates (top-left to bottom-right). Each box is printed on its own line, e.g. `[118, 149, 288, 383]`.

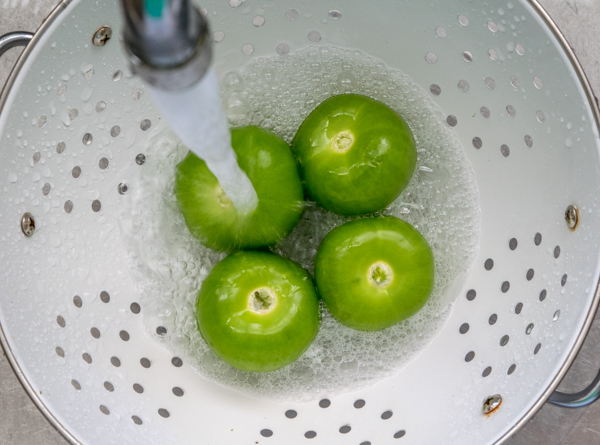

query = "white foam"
[121, 46, 481, 401]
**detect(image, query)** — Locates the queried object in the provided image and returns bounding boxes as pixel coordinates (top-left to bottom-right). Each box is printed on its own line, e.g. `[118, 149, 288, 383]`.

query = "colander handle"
[548, 368, 600, 408]
[0, 32, 34, 58]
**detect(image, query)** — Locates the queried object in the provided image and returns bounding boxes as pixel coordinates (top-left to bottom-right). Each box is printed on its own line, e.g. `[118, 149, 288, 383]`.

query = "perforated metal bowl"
[2, 0, 600, 444]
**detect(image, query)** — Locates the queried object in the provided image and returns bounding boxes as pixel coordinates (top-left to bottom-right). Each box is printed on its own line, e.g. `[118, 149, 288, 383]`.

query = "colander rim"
[0, 1, 599, 444]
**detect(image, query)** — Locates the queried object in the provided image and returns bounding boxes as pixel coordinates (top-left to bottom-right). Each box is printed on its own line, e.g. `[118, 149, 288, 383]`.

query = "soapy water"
[149, 69, 258, 213]
[121, 46, 481, 401]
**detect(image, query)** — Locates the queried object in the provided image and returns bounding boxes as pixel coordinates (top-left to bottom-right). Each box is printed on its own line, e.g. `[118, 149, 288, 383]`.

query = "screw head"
[482, 394, 502, 416]
[92, 26, 112, 47]
[21, 212, 35, 237]
[565, 204, 579, 231]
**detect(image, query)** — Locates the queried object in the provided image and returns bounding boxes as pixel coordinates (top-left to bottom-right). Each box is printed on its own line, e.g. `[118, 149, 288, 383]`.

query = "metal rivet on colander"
[136, 154, 146, 165]
[459, 323, 469, 334]
[508, 364, 517, 375]
[539, 289, 547, 301]
[515, 303, 523, 314]
[119, 330, 130, 341]
[429, 84, 441, 96]
[526, 323, 534, 335]
[156, 326, 167, 336]
[319, 399, 330, 408]
[482, 367, 492, 377]
[328, 10, 341, 19]
[158, 409, 170, 418]
[173, 387, 184, 397]
[500, 335, 509, 346]
[394, 431, 406, 439]
[56, 346, 65, 357]
[285, 409, 297, 418]
[133, 383, 144, 393]
[82, 133, 93, 146]
[130, 302, 141, 314]
[381, 410, 393, 420]
[446, 115, 457, 127]
[57, 316, 65, 328]
[104, 381, 114, 392]
[118, 183, 129, 195]
[73, 295, 82, 308]
[132, 416, 143, 425]
[482, 394, 502, 415]
[21, 212, 35, 237]
[304, 431, 317, 439]
[465, 351, 475, 362]
[472, 137, 482, 149]
[354, 399, 366, 408]
[71, 380, 81, 390]
[99, 405, 110, 415]
[565, 205, 579, 231]
[172, 357, 183, 367]
[92, 200, 102, 212]
[466, 289, 476, 301]
[339, 425, 351, 434]
[92, 26, 112, 46]
[111, 356, 121, 367]
[82, 353, 92, 364]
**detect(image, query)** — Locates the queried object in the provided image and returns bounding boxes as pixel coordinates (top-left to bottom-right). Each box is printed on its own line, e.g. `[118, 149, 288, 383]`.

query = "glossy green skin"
[292, 94, 416, 216]
[315, 216, 434, 331]
[197, 251, 320, 372]
[176, 126, 304, 252]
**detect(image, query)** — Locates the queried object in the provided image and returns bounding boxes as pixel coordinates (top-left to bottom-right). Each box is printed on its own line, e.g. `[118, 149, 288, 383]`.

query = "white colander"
[2, 0, 600, 444]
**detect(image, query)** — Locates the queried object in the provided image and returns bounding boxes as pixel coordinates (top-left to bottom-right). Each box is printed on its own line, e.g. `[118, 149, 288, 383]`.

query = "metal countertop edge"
[1, 1, 600, 445]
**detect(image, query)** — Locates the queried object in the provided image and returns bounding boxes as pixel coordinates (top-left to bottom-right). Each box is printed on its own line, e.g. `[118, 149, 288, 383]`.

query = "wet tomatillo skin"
[292, 94, 416, 216]
[197, 251, 320, 372]
[315, 216, 434, 331]
[176, 126, 304, 252]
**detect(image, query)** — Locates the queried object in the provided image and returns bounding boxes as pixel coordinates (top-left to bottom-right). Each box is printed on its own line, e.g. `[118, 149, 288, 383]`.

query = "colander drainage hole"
[140, 119, 152, 131]
[507, 364, 517, 375]
[104, 381, 114, 392]
[526, 323, 534, 335]
[554, 246, 561, 258]
[285, 409, 297, 419]
[132, 416, 143, 425]
[360, 441, 371, 445]
[458, 80, 469, 92]
[480, 106, 490, 119]
[261, 429, 274, 438]
[90, 327, 100, 339]
[141, 358, 152, 368]
[55, 347, 65, 357]
[92, 200, 102, 212]
[71, 380, 81, 390]
[156, 326, 167, 336]
[534, 232, 542, 246]
[509, 238, 518, 250]
[500, 144, 510, 157]
[120, 330, 130, 341]
[319, 399, 330, 408]
[133, 384, 144, 394]
[381, 410, 393, 420]
[56, 315, 66, 327]
[82, 353, 92, 364]
[459, 323, 469, 334]
[304, 431, 316, 439]
[484, 259, 494, 270]
[472, 137, 482, 149]
[465, 351, 475, 362]
[429, 84, 441, 96]
[539, 289, 547, 301]
[339, 425, 351, 434]
[172, 357, 183, 367]
[73, 295, 82, 308]
[526, 268, 534, 281]
[482, 366, 492, 377]
[525, 135, 534, 148]
[534, 343, 542, 355]
[394, 430, 406, 439]
[500, 335, 509, 347]
[64, 200, 74, 214]
[515, 303, 523, 314]
[136, 154, 146, 165]
[100, 291, 110, 303]
[110, 356, 121, 367]
[446, 115, 457, 127]
[172, 387, 184, 397]
[488, 314, 497, 325]
[158, 408, 170, 418]
[354, 399, 366, 408]
[561, 274, 568, 286]
[130, 302, 141, 314]
[99, 405, 110, 415]
[501, 281, 510, 293]
[466, 289, 476, 301]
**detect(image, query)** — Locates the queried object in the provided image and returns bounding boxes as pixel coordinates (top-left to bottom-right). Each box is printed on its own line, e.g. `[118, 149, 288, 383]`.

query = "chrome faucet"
[119, 0, 212, 90]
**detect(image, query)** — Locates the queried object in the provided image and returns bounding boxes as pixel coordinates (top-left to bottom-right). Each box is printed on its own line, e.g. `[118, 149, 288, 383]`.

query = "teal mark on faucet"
[145, 0, 165, 18]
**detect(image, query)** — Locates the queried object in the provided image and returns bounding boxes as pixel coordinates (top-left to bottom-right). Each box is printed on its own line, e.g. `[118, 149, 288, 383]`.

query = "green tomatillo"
[314, 216, 434, 331]
[292, 94, 417, 216]
[196, 251, 320, 372]
[176, 126, 304, 252]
